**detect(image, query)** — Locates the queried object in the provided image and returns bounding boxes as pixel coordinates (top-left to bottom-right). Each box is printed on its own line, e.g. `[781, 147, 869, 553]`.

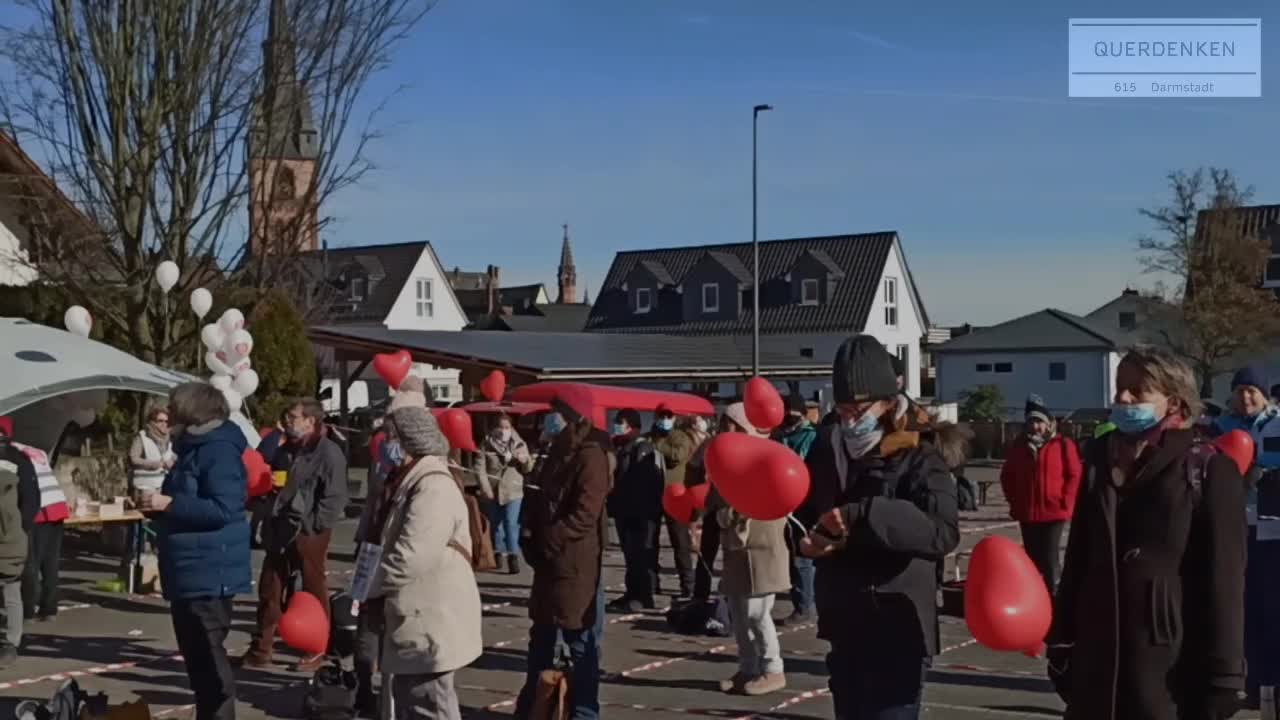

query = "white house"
[934, 308, 1123, 419]
[583, 231, 929, 400]
[303, 241, 468, 410]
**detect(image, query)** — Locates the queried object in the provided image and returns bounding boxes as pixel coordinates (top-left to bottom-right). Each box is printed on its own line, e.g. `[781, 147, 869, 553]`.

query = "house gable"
[680, 252, 748, 321]
[382, 243, 467, 331]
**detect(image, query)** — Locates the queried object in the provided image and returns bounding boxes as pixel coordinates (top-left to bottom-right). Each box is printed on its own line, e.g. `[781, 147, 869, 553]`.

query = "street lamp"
[752, 103, 772, 376]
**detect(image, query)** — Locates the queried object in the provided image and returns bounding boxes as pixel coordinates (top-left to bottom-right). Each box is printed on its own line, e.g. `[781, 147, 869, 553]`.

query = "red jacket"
[1000, 434, 1082, 523]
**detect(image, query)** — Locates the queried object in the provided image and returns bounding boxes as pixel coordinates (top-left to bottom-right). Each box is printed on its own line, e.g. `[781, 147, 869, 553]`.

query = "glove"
[1045, 644, 1072, 704]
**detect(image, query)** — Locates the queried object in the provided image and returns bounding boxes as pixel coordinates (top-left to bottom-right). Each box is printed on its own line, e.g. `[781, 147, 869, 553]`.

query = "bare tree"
[1137, 168, 1280, 395]
[0, 0, 433, 365]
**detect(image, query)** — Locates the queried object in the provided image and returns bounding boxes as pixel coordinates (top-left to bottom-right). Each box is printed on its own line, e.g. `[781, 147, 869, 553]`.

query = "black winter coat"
[1048, 429, 1247, 720]
[796, 426, 960, 656]
[608, 435, 663, 520]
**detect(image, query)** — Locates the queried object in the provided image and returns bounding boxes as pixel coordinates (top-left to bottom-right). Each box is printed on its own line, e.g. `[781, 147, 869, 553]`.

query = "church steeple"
[557, 223, 577, 304]
[251, 0, 317, 161]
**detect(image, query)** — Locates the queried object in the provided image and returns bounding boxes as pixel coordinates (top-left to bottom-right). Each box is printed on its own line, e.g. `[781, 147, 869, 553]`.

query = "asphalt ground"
[0, 465, 1262, 719]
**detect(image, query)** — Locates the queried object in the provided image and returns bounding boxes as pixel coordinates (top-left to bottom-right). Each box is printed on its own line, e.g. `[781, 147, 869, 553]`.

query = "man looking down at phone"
[795, 335, 960, 720]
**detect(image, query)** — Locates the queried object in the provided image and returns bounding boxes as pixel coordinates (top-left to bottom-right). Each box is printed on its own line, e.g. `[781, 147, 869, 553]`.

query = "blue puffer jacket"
[156, 420, 252, 601]
[1215, 407, 1280, 470]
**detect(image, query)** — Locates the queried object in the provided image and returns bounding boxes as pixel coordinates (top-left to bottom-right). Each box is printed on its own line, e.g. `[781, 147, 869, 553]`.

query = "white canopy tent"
[0, 317, 258, 453]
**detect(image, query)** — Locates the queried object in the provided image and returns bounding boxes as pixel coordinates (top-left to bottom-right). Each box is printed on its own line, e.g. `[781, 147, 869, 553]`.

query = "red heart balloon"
[241, 449, 272, 498]
[438, 408, 477, 452]
[258, 427, 274, 440]
[705, 432, 810, 521]
[1214, 429, 1255, 475]
[279, 591, 329, 656]
[373, 349, 412, 389]
[744, 376, 785, 431]
[662, 484, 696, 523]
[964, 535, 1052, 653]
[480, 370, 506, 403]
[687, 482, 711, 511]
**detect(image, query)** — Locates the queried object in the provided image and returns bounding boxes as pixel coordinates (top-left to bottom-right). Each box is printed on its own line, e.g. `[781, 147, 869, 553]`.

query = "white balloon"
[226, 329, 254, 359]
[218, 308, 245, 334]
[222, 387, 243, 412]
[229, 357, 252, 376]
[190, 288, 213, 319]
[209, 374, 233, 391]
[200, 323, 225, 351]
[205, 350, 234, 376]
[71, 408, 96, 428]
[63, 306, 92, 337]
[232, 369, 260, 398]
[155, 261, 180, 294]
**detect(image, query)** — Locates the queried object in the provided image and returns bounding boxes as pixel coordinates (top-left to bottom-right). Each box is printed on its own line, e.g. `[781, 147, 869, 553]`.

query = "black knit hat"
[786, 393, 808, 414]
[1025, 394, 1051, 425]
[832, 335, 899, 403]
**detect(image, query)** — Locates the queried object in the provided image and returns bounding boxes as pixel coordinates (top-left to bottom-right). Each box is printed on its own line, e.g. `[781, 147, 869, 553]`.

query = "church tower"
[248, 0, 320, 255]
[557, 223, 577, 304]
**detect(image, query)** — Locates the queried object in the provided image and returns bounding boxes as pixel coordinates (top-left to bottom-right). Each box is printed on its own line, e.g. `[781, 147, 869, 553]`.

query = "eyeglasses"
[154, 418, 169, 425]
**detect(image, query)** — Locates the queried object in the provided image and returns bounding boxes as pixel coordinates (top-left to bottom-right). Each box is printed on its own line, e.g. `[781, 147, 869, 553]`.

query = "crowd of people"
[0, 333, 1268, 720]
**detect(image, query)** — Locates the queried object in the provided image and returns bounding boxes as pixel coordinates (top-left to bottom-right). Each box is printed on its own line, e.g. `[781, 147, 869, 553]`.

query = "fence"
[964, 418, 1103, 460]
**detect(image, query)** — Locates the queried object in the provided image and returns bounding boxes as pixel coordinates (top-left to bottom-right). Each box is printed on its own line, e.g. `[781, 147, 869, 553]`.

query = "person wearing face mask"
[795, 335, 960, 720]
[242, 398, 349, 672]
[1047, 347, 1247, 720]
[474, 413, 533, 575]
[607, 408, 664, 612]
[998, 394, 1081, 594]
[773, 395, 818, 626]
[650, 406, 698, 600]
[1214, 365, 1280, 480]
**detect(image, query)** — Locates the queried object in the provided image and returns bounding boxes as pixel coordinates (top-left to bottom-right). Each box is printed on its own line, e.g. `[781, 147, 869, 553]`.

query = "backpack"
[302, 660, 358, 720]
[665, 596, 733, 637]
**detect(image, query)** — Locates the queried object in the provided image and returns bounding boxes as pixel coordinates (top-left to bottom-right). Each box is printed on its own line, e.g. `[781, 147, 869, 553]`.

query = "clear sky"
[324, 0, 1278, 326]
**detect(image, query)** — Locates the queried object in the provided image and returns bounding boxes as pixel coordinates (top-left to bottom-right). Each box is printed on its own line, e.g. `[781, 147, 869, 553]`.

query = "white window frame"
[1266, 253, 1280, 288]
[349, 277, 365, 301]
[883, 277, 898, 327]
[701, 283, 720, 313]
[635, 287, 652, 314]
[415, 278, 434, 318]
[800, 278, 820, 305]
[1049, 361, 1067, 383]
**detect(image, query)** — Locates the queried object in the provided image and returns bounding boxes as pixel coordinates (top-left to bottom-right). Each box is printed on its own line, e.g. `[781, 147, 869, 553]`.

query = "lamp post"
[752, 103, 772, 376]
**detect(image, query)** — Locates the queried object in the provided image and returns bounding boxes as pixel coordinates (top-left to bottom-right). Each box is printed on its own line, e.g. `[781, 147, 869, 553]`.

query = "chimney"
[487, 265, 501, 316]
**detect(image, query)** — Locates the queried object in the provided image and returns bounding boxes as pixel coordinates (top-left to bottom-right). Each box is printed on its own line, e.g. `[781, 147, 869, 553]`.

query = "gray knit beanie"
[388, 406, 449, 458]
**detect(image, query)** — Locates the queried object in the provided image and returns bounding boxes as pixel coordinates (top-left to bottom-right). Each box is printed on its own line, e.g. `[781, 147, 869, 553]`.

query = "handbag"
[302, 660, 358, 720]
[529, 651, 573, 720]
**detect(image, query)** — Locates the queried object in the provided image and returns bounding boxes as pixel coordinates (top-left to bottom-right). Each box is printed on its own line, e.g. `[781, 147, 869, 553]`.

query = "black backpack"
[303, 660, 359, 720]
[666, 596, 732, 637]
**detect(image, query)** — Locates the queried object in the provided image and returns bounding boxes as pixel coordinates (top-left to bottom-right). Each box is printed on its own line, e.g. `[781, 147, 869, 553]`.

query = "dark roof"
[636, 259, 676, 286]
[705, 251, 752, 285]
[493, 304, 591, 333]
[447, 268, 492, 291]
[1198, 203, 1280, 243]
[934, 308, 1120, 353]
[308, 324, 839, 381]
[1084, 289, 1176, 348]
[802, 248, 846, 278]
[295, 241, 441, 324]
[587, 232, 922, 335]
[499, 284, 546, 310]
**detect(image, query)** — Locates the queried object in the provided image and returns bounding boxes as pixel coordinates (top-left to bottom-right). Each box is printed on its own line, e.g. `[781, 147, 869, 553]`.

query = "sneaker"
[507, 554, 521, 575]
[237, 649, 273, 669]
[491, 553, 507, 573]
[718, 672, 749, 693]
[294, 654, 326, 673]
[606, 596, 638, 613]
[0, 643, 17, 669]
[36, 612, 57, 623]
[742, 673, 787, 696]
[776, 609, 815, 627]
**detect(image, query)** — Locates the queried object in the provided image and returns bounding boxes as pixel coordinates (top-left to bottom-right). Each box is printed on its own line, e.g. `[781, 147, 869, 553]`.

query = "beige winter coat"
[372, 455, 483, 675]
[714, 500, 790, 597]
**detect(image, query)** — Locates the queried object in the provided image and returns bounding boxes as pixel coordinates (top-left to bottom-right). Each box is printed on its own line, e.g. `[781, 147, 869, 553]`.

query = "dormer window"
[701, 283, 720, 312]
[349, 276, 366, 301]
[635, 287, 652, 314]
[800, 278, 820, 306]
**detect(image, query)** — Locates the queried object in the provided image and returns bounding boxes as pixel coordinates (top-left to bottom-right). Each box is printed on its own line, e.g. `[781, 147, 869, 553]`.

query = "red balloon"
[480, 370, 507, 403]
[279, 591, 329, 656]
[744, 377, 785, 431]
[663, 484, 696, 524]
[258, 427, 274, 439]
[373, 349, 412, 389]
[964, 535, 1052, 653]
[242, 449, 272, 498]
[1214, 429, 1255, 475]
[438, 408, 478, 452]
[687, 482, 711, 511]
[704, 432, 810, 521]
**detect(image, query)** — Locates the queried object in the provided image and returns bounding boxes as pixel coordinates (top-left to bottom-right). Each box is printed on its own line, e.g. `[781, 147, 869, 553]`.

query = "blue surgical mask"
[1109, 403, 1160, 435]
[381, 439, 403, 467]
[842, 412, 879, 438]
[543, 415, 566, 437]
[656, 418, 674, 432]
[613, 424, 628, 437]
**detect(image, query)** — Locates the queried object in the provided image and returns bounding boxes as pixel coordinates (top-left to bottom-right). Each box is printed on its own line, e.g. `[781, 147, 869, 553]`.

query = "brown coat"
[1049, 429, 1247, 720]
[523, 438, 610, 631]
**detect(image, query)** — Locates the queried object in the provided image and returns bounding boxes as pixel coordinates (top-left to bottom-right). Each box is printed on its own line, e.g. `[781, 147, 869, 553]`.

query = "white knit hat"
[389, 375, 427, 412]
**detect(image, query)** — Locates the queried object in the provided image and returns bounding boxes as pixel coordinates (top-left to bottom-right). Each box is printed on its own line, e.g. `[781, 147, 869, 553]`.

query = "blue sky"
[323, 0, 1278, 325]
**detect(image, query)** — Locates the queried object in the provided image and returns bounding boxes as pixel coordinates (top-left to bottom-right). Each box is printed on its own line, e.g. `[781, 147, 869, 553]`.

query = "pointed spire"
[582, 283, 590, 305]
[560, 223, 574, 268]
[252, 0, 317, 161]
